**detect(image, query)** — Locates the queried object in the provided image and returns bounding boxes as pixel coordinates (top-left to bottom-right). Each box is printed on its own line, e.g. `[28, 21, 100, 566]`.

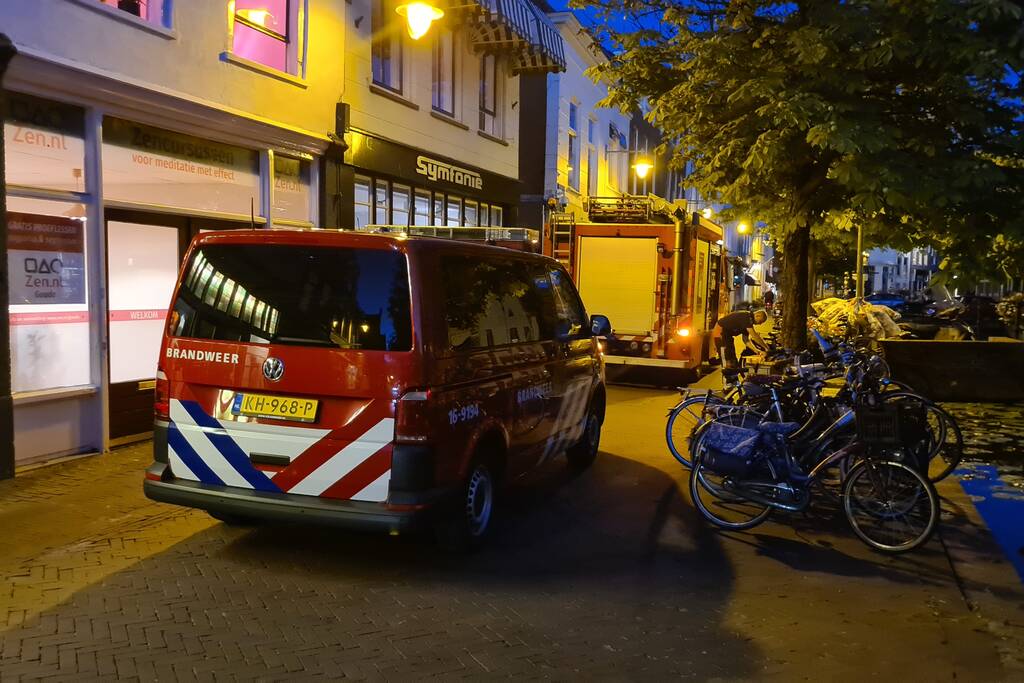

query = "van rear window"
[169, 244, 412, 351]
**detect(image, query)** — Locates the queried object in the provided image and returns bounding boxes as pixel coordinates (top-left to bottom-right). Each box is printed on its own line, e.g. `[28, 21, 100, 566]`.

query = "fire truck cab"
[545, 195, 727, 382]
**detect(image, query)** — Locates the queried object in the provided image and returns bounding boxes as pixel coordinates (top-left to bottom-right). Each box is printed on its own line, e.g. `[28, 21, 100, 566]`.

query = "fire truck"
[545, 195, 727, 382]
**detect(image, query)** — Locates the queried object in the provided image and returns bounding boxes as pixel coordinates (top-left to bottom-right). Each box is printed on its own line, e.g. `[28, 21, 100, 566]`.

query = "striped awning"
[454, 0, 566, 74]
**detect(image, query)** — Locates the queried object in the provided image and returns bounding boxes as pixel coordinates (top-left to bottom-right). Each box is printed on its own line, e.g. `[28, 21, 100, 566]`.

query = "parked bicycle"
[688, 386, 939, 553]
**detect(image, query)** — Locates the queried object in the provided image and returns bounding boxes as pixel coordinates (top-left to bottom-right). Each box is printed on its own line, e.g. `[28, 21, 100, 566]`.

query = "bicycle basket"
[854, 403, 927, 448]
[700, 422, 761, 477]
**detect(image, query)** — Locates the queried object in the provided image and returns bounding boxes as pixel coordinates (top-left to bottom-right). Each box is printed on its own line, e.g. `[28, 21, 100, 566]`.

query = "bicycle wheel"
[689, 452, 773, 530]
[926, 406, 963, 483]
[842, 459, 938, 553]
[666, 394, 724, 468]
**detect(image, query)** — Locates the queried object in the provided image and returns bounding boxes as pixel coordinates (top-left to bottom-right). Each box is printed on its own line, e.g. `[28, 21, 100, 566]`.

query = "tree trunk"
[780, 223, 811, 350]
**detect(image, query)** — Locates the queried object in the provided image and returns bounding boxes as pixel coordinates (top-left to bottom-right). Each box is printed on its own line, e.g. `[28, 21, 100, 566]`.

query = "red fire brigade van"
[144, 229, 611, 548]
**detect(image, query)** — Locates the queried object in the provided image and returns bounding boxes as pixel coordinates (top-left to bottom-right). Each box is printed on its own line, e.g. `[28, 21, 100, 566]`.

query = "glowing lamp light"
[737, 222, 750, 234]
[632, 160, 654, 179]
[702, 207, 713, 219]
[396, 2, 445, 40]
[237, 8, 274, 28]
[676, 327, 691, 338]
[360, 323, 370, 333]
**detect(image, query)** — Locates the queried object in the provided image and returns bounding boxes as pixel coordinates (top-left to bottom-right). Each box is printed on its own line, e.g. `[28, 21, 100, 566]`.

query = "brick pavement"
[0, 390, 1021, 680]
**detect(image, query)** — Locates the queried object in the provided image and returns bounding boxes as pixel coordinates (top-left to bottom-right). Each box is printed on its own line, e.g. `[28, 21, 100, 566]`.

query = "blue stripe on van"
[167, 423, 225, 486]
[179, 400, 280, 493]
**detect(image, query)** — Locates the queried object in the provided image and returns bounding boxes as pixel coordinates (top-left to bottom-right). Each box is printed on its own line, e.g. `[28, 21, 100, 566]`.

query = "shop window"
[273, 155, 312, 224]
[433, 193, 445, 226]
[102, 117, 261, 217]
[354, 175, 372, 228]
[432, 28, 456, 116]
[414, 189, 431, 226]
[4, 93, 87, 194]
[374, 179, 391, 224]
[491, 205, 503, 227]
[5, 199, 91, 394]
[446, 196, 462, 227]
[567, 103, 580, 192]
[392, 183, 411, 227]
[97, 0, 168, 26]
[479, 202, 490, 227]
[464, 199, 478, 226]
[587, 147, 598, 197]
[231, 0, 305, 76]
[479, 54, 500, 137]
[372, 0, 403, 93]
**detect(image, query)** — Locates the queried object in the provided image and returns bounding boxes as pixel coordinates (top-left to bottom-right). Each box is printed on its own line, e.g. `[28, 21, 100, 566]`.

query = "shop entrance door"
[106, 214, 185, 441]
[105, 210, 251, 440]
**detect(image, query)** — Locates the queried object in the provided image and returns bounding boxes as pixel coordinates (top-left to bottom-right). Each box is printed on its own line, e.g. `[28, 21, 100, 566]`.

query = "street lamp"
[737, 222, 750, 234]
[702, 207, 714, 220]
[631, 159, 653, 179]
[396, 1, 445, 39]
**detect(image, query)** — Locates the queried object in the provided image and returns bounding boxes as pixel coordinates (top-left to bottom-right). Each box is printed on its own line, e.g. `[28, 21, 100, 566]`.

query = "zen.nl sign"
[6, 212, 86, 306]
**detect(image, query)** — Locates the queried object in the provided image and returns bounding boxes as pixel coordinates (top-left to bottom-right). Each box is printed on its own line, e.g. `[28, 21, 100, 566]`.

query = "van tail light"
[395, 390, 432, 444]
[154, 368, 170, 421]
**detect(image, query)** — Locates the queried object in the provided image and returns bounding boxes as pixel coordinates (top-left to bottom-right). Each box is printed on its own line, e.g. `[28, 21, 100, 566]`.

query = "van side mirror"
[590, 314, 612, 337]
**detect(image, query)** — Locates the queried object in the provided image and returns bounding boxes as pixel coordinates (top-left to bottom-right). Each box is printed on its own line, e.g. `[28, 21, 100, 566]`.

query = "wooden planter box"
[880, 339, 1024, 401]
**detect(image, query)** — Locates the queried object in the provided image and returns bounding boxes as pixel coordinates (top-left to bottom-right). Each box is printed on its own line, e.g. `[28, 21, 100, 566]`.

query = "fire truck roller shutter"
[576, 236, 659, 337]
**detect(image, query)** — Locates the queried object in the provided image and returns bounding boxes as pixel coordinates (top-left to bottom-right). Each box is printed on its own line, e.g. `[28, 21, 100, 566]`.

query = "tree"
[577, 0, 1024, 348]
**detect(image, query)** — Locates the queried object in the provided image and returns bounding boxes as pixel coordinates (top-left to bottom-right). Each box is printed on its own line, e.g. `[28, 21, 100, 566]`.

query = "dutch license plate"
[231, 392, 319, 423]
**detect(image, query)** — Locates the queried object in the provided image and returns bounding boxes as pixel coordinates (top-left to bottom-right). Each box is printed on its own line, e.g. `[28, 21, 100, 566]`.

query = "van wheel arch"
[467, 429, 508, 483]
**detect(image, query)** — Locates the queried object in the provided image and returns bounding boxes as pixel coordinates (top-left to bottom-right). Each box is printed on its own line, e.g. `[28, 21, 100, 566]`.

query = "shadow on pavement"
[0, 451, 762, 680]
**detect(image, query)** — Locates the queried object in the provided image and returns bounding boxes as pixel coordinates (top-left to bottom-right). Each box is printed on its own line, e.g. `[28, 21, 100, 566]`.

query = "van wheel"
[566, 405, 601, 471]
[209, 511, 258, 526]
[434, 459, 496, 552]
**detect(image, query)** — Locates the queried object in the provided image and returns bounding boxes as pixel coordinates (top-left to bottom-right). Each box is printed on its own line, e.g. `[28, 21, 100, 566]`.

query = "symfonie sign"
[415, 156, 483, 190]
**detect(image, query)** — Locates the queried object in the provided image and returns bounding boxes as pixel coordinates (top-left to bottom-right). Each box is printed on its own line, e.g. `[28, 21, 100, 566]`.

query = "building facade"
[1, 0, 348, 466]
[517, 11, 631, 230]
[866, 246, 938, 296]
[332, 0, 565, 231]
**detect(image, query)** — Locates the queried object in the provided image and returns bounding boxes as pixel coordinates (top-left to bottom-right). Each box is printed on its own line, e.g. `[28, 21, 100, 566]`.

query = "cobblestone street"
[1, 388, 1022, 681]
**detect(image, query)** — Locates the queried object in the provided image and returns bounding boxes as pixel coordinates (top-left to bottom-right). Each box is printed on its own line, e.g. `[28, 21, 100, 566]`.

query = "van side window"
[548, 268, 589, 339]
[441, 255, 557, 349]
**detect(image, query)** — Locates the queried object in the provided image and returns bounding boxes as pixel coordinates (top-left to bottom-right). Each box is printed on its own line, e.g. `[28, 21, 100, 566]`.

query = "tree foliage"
[576, 0, 1024, 347]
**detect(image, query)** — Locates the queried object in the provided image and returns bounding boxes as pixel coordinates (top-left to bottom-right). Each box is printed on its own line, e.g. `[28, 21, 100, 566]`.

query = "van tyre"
[434, 459, 496, 552]
[566, 404, 601, 471]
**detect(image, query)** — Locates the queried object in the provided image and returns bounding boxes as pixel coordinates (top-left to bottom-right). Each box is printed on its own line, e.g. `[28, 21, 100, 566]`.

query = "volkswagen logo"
[262, 357, 285, 382]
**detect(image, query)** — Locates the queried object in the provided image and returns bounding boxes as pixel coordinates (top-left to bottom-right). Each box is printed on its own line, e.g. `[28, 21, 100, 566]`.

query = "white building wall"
[546, 12, 631, 217]
[0, 0, 346, 146]
[343, 0, 520, 179]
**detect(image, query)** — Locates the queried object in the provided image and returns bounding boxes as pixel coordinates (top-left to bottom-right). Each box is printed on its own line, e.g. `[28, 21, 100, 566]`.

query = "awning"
[458, 0, 566, 74]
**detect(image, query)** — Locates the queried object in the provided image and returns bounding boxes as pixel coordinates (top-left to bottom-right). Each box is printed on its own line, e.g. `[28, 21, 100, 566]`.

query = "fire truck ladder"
[548, 211, 576, 267]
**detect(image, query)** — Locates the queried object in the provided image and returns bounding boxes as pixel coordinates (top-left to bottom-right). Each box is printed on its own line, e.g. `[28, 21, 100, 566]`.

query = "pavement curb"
[937, 477, 1024, 672]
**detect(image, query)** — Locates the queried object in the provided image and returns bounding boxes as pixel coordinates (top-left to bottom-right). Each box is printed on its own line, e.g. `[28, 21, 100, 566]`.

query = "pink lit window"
[99, 0, 164, 25]
[233, 0, 290, 73]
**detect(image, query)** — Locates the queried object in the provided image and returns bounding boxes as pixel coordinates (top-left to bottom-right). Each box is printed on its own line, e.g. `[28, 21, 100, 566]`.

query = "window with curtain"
[414, 190, 431, 226]
[432, 28, 456, 115]
[567, 103, 580, 191]
[446, 196, 462, 227]
[98, 0, 168, 24]
[371, 0, 403, 92]
[354, 176, 372, 228]
[392, 183, 411, 227]
[464, 200, 478, 226]
[374, 179, 390, 224]
[479, 54, 499, 136]
[232, 0, 301, 74]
